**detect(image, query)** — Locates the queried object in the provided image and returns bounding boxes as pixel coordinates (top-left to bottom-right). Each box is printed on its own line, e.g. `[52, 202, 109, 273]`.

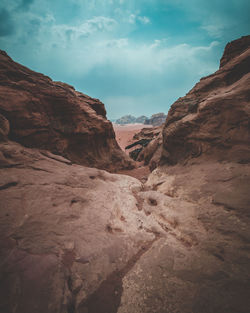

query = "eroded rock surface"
[161, 35, 250, 165]
[125, 126, 163, 170]
[117, 36, 250, 313]
[0, 140, 161, 313]
[0, 50, 133, 171]
[117, 159, 250, 313]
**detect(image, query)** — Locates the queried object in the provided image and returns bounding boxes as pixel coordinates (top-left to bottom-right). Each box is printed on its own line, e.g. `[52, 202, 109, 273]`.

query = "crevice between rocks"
[0, 181, 18, 190]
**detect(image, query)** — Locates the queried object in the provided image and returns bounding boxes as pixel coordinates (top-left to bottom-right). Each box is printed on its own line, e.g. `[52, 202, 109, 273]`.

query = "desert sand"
[113, 123, 153, 181]
[113, 123, 152, 152]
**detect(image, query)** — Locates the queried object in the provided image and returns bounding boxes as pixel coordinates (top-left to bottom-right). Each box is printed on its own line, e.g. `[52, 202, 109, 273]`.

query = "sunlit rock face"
[0, 50, 133, 171]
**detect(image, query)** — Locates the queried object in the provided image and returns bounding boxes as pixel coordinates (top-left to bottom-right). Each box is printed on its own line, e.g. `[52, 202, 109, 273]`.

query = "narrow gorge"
[0, 36, 250, 313]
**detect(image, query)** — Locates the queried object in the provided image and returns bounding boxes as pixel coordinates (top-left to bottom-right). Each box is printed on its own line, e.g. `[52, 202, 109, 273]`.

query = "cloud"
[52, 16, 117, 42]
[102, 38, 129, 48]
[138, 16, 150, 24]
[59, 38, 219, 118]
[0, 9, 15, 37]
[128, 14, 136, 24]
[83, 16, 117, 32]
[128, 13, 150, 24]
[168, 0, 250, 40]
[18, 0, 34, 10]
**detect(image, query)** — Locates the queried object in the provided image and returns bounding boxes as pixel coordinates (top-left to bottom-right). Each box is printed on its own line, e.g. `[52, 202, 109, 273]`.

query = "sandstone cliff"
[0, 50, 133, 171]
[161, 35, 250, 165]
[132, 35, 250, 172]
[136, 35, 250, 313]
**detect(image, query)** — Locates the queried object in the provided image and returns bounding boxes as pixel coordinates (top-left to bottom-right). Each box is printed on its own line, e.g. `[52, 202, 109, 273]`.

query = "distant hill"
[144, 113, 167, 126]
[114, 114, 167, 125]
[115, 115, 148, 124]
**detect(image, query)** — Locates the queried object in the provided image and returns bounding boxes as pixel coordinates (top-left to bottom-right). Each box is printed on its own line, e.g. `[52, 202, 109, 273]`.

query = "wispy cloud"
[52, 16, 117, 42]
[0, 8, 15, 37]
[138, 16, 150, 24]
[128, 13, 150, 24]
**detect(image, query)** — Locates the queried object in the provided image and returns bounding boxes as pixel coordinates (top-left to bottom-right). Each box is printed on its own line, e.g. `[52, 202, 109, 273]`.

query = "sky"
[0, 0, 249, 119]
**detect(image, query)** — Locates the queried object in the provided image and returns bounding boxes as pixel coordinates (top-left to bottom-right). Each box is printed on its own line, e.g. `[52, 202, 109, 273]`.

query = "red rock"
[127, 125, 163, 171]
[220, 35, 250, 68]
[161, 35, 250, 165]
[0, 50, 133, 171]
[0, 140, 155, 313]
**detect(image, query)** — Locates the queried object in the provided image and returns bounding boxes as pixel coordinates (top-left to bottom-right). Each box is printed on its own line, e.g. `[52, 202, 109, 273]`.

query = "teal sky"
[0, 0, 249, 119]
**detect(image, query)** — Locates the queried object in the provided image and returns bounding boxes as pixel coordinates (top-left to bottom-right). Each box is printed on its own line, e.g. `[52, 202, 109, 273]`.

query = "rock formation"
[116, 115, 136, 124]
[126, 35, 250, 313]
[0, 36, 250, 313]
[0, 140, 159, 313]
[220, 35, 250, 68]
[135, 115, 148, 124]
[0, 50, 133, 171]
[144, 112, 167, 126]
[161, 35, 250, 165]
[125, 126, 163, 171]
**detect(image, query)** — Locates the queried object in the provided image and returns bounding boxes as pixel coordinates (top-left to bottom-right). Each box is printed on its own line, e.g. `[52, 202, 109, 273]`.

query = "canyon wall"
[0, 50, 133, 171]
[161, 35, 250, 165]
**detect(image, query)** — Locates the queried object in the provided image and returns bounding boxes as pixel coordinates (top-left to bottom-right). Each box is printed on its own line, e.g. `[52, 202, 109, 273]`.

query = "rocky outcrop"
[125, 126, 163, 170]
[220, 35, 250, 67]
[0, 50, 133, 171]
[161, 35, 250, 165]
[116, 36, 250, 313]
[144, 112, 167, 126]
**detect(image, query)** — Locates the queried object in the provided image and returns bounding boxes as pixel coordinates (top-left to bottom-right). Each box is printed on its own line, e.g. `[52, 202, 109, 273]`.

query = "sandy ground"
[113, 123, 153, 182]
[113, 123, 152, 152]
